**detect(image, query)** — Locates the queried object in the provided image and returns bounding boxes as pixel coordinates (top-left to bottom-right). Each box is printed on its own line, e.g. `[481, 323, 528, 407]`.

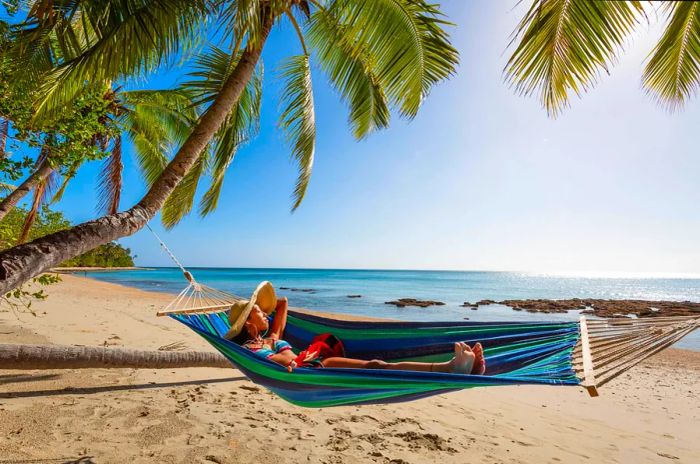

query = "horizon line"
[131, 265, 700, 279]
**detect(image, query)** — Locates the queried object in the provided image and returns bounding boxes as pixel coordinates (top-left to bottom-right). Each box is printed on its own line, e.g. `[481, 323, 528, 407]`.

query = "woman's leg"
[322, 342, 482, 374]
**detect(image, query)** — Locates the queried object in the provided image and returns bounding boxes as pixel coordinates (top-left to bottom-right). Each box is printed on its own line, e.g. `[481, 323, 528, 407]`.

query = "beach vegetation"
[0, 204, 134, 267]
[0, 3, 200, 227]
[0, 0, 460, 293]
[0, 203, 134, 313]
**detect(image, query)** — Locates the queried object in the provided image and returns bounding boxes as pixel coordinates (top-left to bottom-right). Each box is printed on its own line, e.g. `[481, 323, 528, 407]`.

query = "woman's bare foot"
[471, 342, 486, 375]
[449, 342, 475, 374]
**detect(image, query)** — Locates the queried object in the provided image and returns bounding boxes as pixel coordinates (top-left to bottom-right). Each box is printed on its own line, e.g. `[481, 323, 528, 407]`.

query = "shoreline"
[45, 274, 700, 338]
[1, 274, 699, 462]
[53, 266, 156, 273]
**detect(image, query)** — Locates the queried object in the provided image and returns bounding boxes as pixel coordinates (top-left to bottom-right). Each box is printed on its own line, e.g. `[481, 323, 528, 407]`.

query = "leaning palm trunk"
[0, 343, 230, 369]
[0, 21, 272, 294]
[0, 119, 8, 160]
[0, 161, 53, 221]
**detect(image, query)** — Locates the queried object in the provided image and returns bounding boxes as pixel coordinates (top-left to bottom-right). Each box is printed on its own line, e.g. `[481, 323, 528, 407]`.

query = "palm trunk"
[0, 118, 8, 160]
[0, 161, 53, 221]
[0, 19, 273, 294]
[0, 343, 230, 369]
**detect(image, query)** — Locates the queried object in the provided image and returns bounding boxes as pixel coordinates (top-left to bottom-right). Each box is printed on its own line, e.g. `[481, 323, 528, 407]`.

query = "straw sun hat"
[224, 281, 277, 340]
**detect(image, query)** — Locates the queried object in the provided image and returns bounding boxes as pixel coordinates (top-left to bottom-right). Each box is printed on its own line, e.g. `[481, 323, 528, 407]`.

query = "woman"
[225, 282, 487, 375]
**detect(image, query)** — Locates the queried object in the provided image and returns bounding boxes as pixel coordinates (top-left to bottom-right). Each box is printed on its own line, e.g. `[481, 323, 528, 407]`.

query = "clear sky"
[47, 1, 700, 275]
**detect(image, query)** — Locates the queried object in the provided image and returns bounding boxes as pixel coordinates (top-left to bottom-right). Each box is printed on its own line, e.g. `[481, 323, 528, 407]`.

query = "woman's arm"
[267, 297, 289, 340]
[269, 351, 297, 371]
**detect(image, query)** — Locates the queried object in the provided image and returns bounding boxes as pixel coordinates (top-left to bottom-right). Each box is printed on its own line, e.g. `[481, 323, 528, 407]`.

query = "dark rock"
[286, 287, 316, 293]
[385, 298, 446, 308]
[347, 295, 362, 298]
[489, 298, 700, 318]
[475, 299, 496, 306]
[460, 302, 477, 308]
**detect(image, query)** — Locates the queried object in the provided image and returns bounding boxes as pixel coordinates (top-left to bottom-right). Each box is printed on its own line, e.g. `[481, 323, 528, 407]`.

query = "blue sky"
[39, 2, 700, 275]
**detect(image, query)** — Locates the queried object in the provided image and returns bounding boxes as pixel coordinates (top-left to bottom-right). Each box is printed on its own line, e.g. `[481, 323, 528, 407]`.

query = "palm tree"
[0, 0, 459, 293]
[505, 1, 700, 117]
[0, 343, 230, 369]
[0, 118, 8, 159]
[0, 151, 54, 219]
[3, 87, 198, 241]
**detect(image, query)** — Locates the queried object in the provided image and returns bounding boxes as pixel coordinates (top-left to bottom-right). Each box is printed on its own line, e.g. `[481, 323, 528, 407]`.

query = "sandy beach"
[1, 274, 698, 464]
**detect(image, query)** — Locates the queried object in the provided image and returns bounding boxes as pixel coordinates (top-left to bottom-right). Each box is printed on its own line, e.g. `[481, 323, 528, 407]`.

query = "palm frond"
[157, 44, 265, 223]
[160, 150, 208, 229]
[25, 0, 207, 119]
[181, 45, 259, 110]
[307, 7, 389, 139]
[279, 54, 315, 211]
[325, 0, 458, 118]
[120, 89, 197, 188]
[0, 181, 15, 193]
[505, 0, 644, 117]
[51, 160, 82, 203]
[122, 89, 197, 147]
[19, 167, 59, 243]
[130, 129, 169, 187]
[187, 48, 263, 216]
[643, 2, 700, 111]
[216, 0, 262, 49]
[96, 135, 122, 215]
[216, 0, 289, 50]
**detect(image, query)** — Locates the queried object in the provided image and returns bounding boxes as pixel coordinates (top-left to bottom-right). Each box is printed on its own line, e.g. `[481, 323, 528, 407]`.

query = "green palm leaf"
[0, 181, 15, 193]
[123, 89, 197, 145]
[176, 45, 264, 218]
[643, 2, 700, 111]
[307, 7, 390, 139]
[96, 135, 123, 215]
[19, 167, 60, 243]
[121, 89, 197, 187]
[279, 54, 315, 211]
[21, 0, 207, 119]
[326, 0, 458, 118]
[51, 160, 82, 203]
[160, 150, 208, 229]
[505, 0, 644, 117]
[198, 68, 263, 216]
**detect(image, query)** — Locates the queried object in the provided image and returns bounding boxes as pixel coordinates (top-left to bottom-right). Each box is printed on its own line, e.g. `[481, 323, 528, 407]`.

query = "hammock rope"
[145, 225, 699, 406]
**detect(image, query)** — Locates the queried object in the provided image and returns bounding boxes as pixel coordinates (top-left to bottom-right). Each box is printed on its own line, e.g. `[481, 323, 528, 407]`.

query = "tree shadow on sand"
[0, 376, 246, 399]
[0, 457, 95, 464]
[0, 374, 61, 385]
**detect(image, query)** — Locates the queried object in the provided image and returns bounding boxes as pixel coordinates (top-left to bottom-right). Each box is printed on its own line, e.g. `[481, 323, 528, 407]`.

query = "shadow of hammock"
[0, 375, 247, 399]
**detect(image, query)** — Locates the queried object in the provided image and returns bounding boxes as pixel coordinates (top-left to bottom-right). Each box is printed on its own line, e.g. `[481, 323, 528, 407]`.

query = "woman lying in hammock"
[224, 282, 486, 374]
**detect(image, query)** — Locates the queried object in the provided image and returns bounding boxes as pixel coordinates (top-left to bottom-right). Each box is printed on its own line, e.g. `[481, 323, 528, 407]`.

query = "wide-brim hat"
[224, 281, 277, 340]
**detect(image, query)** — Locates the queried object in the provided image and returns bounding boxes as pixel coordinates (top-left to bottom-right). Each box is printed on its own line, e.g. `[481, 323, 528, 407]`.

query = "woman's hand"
[286, 360, 297, 373]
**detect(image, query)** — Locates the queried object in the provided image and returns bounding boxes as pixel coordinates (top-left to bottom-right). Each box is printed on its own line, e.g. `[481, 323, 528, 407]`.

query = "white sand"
[1, 274, 698, 463]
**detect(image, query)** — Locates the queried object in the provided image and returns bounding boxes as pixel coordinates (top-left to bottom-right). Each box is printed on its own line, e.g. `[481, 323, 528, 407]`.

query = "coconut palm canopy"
[12, 0, 458, 216]
[0, 0, 460, 292]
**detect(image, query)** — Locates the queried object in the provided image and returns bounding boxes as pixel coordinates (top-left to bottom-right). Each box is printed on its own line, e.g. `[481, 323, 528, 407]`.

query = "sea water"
[82, 268, 700, 351]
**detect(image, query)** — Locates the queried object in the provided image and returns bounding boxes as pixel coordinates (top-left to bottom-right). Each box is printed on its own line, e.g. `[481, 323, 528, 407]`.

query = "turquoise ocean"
[83, 268, 700, 351]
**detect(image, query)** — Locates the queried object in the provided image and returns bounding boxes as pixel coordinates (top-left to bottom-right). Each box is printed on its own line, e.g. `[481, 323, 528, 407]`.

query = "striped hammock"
[160, 277, 699, 407]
